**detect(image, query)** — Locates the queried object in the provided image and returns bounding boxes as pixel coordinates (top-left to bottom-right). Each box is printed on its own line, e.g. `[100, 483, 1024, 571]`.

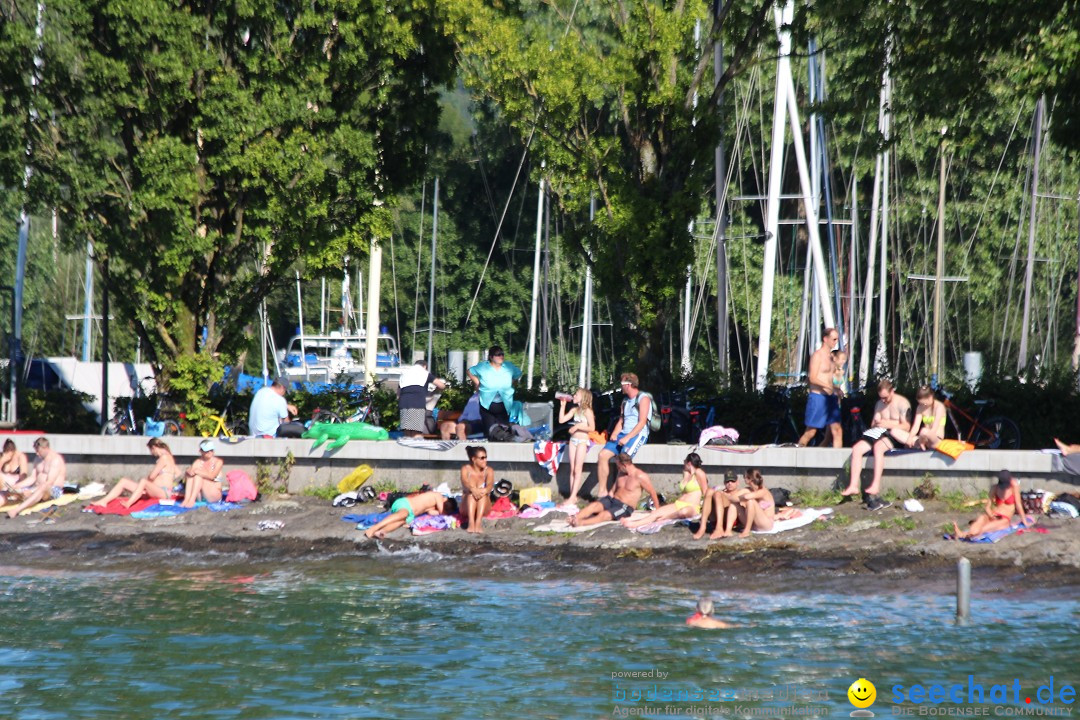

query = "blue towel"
[130, 501, 239, 519]
[344, 511, 390, 529]
[959, 522, 1023, 544]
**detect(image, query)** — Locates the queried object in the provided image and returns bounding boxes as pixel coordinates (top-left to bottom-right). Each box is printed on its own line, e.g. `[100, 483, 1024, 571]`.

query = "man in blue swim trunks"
[595, 373, 651, 497]
[798, 328, 842, 448]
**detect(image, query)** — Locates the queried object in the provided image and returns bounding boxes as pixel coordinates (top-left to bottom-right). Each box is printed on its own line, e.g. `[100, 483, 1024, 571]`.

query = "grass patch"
[940, 490, 978, 512]
[881, 488, 902, 502]
[819, 513, 853, 528]
[302, 486, 339, 501]
[792, 487, 842, 507]
[617, 547, 653, 559]
[371, 478, 397, 495]
[878, 516, 917, 531]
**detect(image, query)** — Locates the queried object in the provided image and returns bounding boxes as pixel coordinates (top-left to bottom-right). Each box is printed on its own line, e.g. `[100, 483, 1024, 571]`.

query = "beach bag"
[225, 470, 258, 502]
[276, 421, 306, 438]
[770, 487, 792, 508]
[488, 423, 515, 442]
[634, 392, 661, 433]
[1051, 493, 1080, 514]
[1021, 490, 1050, 515]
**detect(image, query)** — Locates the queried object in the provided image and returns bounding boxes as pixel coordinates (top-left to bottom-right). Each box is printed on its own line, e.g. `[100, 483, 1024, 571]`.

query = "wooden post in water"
[956, 556, 971, 626]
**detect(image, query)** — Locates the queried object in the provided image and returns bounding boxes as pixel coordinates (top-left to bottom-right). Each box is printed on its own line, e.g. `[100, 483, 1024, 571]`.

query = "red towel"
[486, 496, 519, 519]
[89, 497, 159, 515]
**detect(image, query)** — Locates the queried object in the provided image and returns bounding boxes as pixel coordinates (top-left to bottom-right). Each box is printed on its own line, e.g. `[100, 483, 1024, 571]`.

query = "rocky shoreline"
[2, 495, 1078, 597]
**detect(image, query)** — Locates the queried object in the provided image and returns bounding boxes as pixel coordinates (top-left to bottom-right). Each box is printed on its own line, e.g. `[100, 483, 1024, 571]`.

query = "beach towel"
[486, 496, 519, 519]
[411, 514, 460, 535]
[1053, 452, 1080, 477]
[948, 520, 1041, 543]
[631, 515, 699, 535]
[87, 497, 159, 515]
[751, 508, 833, 534]
[396, 438, 460, 452]
[698, 426, 740, 446]
[14, 493, 81, 516]
[519, 502, 558, 519]
[533, 440, 565, 477]
[129, 501, 238, 518]
[344, 511, 390, 529]
[532, 512, 648, 533]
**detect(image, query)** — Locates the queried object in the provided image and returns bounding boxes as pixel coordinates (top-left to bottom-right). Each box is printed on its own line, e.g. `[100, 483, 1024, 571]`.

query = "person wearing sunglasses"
[460, 445, 494, 533]
[595, 373, 650, 496]
[692, 470, 746, 540]
[467, 346, 523, 440]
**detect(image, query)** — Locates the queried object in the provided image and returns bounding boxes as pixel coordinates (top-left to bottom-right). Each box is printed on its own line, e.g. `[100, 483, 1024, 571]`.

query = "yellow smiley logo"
[848, 678, 877, 709]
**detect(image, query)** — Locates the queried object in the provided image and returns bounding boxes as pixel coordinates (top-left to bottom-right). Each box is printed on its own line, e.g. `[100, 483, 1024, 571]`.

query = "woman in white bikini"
[558, 388, 595, 507]
[89, 438, 180, 509]
[180, 440, 226, 507]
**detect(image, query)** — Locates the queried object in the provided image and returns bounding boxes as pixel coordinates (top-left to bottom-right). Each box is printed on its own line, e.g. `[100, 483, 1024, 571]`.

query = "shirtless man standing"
[799, 328, 842, 447]
[570, 453, 659, 527]
[6, 437, 67, 519]
[841, 379, 912, 510]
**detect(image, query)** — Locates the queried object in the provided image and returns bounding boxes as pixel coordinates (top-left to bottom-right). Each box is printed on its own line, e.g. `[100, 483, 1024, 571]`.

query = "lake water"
[1, 548, 1078, 719]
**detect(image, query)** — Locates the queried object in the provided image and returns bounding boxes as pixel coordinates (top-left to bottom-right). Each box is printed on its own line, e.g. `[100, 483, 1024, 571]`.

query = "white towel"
[751, 508, 832, 534]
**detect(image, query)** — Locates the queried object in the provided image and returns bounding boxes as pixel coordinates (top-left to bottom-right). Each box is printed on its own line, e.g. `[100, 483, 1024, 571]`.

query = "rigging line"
[472, 132, 502, 230]
[462, 0, 582, 332]
[962, 104, 1025, 257]
[998, 131, 1035, 371]
[462, 127, 535, 330]
[411, 181, 427, 359]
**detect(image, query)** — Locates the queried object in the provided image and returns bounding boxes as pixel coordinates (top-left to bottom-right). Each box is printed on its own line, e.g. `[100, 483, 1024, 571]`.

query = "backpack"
[225, 470, 259, 503]
[770, 487, 792, 508]
[633, 392, 661, 433]
[487, 423, 516, 442]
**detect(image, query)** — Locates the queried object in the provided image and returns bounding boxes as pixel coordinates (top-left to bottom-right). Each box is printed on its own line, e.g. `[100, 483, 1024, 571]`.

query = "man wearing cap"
[6, 437, 67, 519]
[249, 379, 299, 438]
[180, 439, 225, 508]
[595, 373, 651, 497]
[467, 346, 522, 439]
[692, 470, 746, 540]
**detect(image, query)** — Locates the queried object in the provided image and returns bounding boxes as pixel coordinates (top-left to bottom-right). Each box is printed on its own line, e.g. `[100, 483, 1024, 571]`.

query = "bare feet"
[840, 486, 861, 497]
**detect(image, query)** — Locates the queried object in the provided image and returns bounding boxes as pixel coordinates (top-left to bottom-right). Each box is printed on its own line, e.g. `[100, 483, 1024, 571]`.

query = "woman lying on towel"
[950, 470, 1031, 540]
[620, 453, 707, 529]
[89, 438, 180, 509]
[732, 469, 801, 538]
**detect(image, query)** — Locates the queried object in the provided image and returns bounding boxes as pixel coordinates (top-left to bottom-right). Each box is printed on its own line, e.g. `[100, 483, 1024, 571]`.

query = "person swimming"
[685, 597, 734, 629]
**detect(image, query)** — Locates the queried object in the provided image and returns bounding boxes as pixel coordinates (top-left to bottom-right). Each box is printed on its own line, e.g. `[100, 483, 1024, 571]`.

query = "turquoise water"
[1, 551, 1078, 719]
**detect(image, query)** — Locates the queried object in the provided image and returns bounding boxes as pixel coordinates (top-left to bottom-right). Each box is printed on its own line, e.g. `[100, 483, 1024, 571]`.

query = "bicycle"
[101, 378, 181, 436]
[749, 385, 824, 446]
[938, 388, 1021, 449]
[203, 396, 244, 439]
[311, 382, 383, 426]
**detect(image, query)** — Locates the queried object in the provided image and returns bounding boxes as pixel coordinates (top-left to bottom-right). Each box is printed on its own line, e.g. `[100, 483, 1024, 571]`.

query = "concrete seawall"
[8, 434, 1080, 497]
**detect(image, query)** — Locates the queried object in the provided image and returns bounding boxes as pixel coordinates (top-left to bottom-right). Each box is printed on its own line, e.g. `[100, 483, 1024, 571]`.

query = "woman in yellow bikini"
[906, 385, 947, 450]
[620, 452, 707, 529]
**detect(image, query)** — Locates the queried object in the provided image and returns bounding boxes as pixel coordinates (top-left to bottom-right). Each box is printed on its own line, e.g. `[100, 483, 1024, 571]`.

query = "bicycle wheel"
[162, 420, 181, 436]
[312, 409, 342, 424]
[974, 416, 1022, 450]
[749, 421, 781, 445]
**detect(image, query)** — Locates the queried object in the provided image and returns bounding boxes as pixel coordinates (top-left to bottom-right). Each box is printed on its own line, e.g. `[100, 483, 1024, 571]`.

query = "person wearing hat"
[692, 469, 746, 540]
[180, 439, 226, 508]
[249, 379, 300, 438]
[686, 598, 735, 629]
[950, 470, 1032, 540]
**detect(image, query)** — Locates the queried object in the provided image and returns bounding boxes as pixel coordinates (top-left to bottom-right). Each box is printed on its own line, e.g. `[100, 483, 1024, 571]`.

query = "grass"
[878, 515, 917, 531]
[617, 547, 654, 559]
[791, 487, 842, 507]
[939, 490, 980, 512]
[301, 486, 339, 501]
[371, 478, 397, 494]
[815, 513, 852, 529]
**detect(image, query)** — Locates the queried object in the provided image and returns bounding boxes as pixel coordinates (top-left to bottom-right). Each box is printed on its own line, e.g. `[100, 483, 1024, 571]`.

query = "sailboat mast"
[526, 172, 545, 389]
[579, 196, 595, 388]
[427, 178, 439, 364]
[1018, 96, 1044, 373]
[932, 131, 946, 383]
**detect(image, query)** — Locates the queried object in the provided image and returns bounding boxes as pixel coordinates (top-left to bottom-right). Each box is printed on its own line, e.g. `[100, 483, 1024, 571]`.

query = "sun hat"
[199, 439, 215, 452]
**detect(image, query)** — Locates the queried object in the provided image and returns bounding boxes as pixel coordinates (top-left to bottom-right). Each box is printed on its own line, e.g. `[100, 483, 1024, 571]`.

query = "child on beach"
[460, 445, 493, 533]
[557, 388, 595, 507]
[831, 350, 848, 399]
[364, 491, 458, 539]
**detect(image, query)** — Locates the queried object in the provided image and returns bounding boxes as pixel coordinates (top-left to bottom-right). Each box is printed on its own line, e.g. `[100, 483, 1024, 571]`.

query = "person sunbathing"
[1054, 438, 1080, 456]
[570, 453, 658, 527]
[621, 452, 707, 529]
[89, 438, 180, 509]
[6, 437, 66, 519]
[364, 491, 458, 539]
[950, 470, 1031, 540]
[179, 440, 225, 508]
[460, 445, 494, 534]
[693, 470, 746, 540]
[732, 469, 800, 538]
[686, 598, 735, 629]
[0, 439, 30, 496]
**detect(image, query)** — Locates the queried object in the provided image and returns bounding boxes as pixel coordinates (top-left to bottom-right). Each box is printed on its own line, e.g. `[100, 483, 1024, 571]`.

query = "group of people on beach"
[0, 435, 229, 516]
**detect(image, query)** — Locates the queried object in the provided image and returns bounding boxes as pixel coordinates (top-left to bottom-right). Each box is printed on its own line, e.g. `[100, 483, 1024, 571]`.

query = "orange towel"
[935, 439, 974, 459]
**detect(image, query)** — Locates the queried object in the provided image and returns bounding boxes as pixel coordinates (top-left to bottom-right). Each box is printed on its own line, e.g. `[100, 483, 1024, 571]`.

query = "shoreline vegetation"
[2, 494, 1078, 598]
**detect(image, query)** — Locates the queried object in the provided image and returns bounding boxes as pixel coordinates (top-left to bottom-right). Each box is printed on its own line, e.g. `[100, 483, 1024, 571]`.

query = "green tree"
[9, 0, 456, 375]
